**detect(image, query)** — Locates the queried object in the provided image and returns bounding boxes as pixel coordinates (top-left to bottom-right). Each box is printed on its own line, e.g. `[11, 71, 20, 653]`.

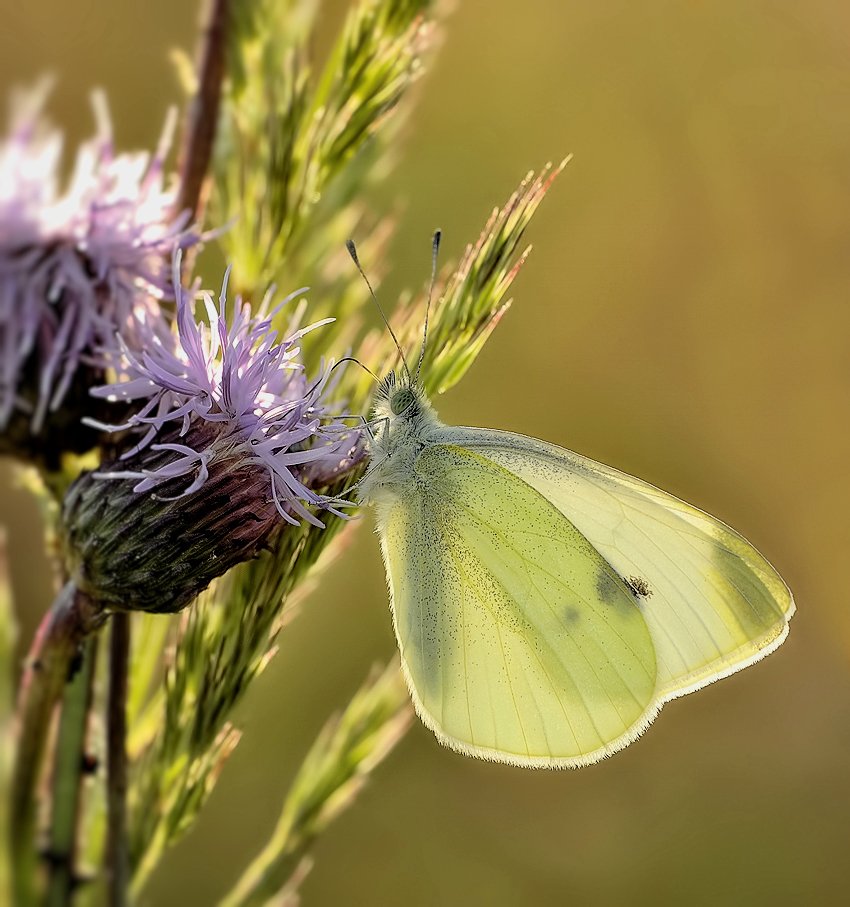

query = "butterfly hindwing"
[377, 443, 659, 767]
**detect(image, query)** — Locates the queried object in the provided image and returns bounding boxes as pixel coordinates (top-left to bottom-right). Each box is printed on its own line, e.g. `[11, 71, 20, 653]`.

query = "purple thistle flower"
[89, 255, 361, 528]
[0, 83, 195, 455]
[63, 259, 362, 614]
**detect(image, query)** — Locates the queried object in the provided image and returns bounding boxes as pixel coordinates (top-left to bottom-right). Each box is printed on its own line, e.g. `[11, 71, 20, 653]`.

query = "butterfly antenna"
[329, 356, 379, 384]
[415, 229, 442, 383]
[346, 239, 411, 384]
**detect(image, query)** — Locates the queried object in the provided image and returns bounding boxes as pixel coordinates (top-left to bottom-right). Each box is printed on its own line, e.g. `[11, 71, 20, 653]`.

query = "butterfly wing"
[377, 443, 659, 767]
[433, 426, 795, 702]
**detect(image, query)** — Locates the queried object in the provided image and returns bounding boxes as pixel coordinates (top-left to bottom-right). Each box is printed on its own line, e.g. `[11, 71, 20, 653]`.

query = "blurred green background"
[2, 1, 850, 904]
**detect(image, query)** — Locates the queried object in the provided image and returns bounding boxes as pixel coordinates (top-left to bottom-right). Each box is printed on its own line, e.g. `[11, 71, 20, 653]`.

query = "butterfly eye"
[390, 388, 415, 415]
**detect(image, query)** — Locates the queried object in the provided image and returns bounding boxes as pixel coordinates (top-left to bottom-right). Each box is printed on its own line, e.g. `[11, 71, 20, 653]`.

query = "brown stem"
[174, 0, 230, 224]
[105, 612, 130, 907]
[10, 582, 103, 907]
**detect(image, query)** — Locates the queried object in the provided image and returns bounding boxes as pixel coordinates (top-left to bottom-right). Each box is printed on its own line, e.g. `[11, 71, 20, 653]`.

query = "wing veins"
[519, 554, 647, 723]
[440, 531, 541, 756]
[443, 492, 653, 669]
[440, 500, 632, 753]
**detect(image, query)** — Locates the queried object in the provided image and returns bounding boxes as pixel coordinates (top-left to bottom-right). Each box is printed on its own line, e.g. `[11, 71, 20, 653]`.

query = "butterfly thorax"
[359, 374, 442, 507]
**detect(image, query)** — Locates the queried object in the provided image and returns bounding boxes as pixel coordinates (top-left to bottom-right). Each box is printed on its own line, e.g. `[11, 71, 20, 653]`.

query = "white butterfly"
[352, 237, 794, 769]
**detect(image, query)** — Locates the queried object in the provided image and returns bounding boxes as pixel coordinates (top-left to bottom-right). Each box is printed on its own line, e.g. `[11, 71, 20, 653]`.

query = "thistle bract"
[64, 260, 361, 613]
[0, 85, 195, 463]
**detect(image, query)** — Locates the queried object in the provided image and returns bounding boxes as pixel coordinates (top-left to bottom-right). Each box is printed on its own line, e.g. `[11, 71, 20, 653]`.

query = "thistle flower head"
[0, 83, 195, 459]
[64, 260, 362, 613]
[92, 255, 360, 524]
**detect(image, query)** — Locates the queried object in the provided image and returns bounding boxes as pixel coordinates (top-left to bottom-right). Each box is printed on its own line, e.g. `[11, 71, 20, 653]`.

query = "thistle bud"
[63, 424, 283, 613]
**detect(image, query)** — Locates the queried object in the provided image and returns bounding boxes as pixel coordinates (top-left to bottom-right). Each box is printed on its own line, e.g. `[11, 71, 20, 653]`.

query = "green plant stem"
[174, 0, 229, 223]
[45, 637, 99, 907]
[105, 613, 130, 907]
[11, 582, 103, 907]
[0, 530, 17, 907]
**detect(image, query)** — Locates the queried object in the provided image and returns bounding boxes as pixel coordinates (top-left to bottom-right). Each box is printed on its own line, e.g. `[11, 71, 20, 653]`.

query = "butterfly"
[350, 235, 794, 768]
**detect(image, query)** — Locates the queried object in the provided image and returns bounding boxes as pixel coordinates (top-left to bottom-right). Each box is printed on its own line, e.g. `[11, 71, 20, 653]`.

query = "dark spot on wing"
[625, 576, 652, 598]
[597, 568, 651, 611]
[563, 605, 580, 624]
[596, 570, 622, 604]
[710, 544, 786, 634]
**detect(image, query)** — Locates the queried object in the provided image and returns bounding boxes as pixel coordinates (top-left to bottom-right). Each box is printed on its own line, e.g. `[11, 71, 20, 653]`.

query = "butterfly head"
[374, 370, 419, 419]
[371, 370, 437, 430]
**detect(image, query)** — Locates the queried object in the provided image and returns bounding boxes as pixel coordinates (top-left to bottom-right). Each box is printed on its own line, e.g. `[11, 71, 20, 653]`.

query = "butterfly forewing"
[378, 444, 659, 767]
[436, 428, 795, 701]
